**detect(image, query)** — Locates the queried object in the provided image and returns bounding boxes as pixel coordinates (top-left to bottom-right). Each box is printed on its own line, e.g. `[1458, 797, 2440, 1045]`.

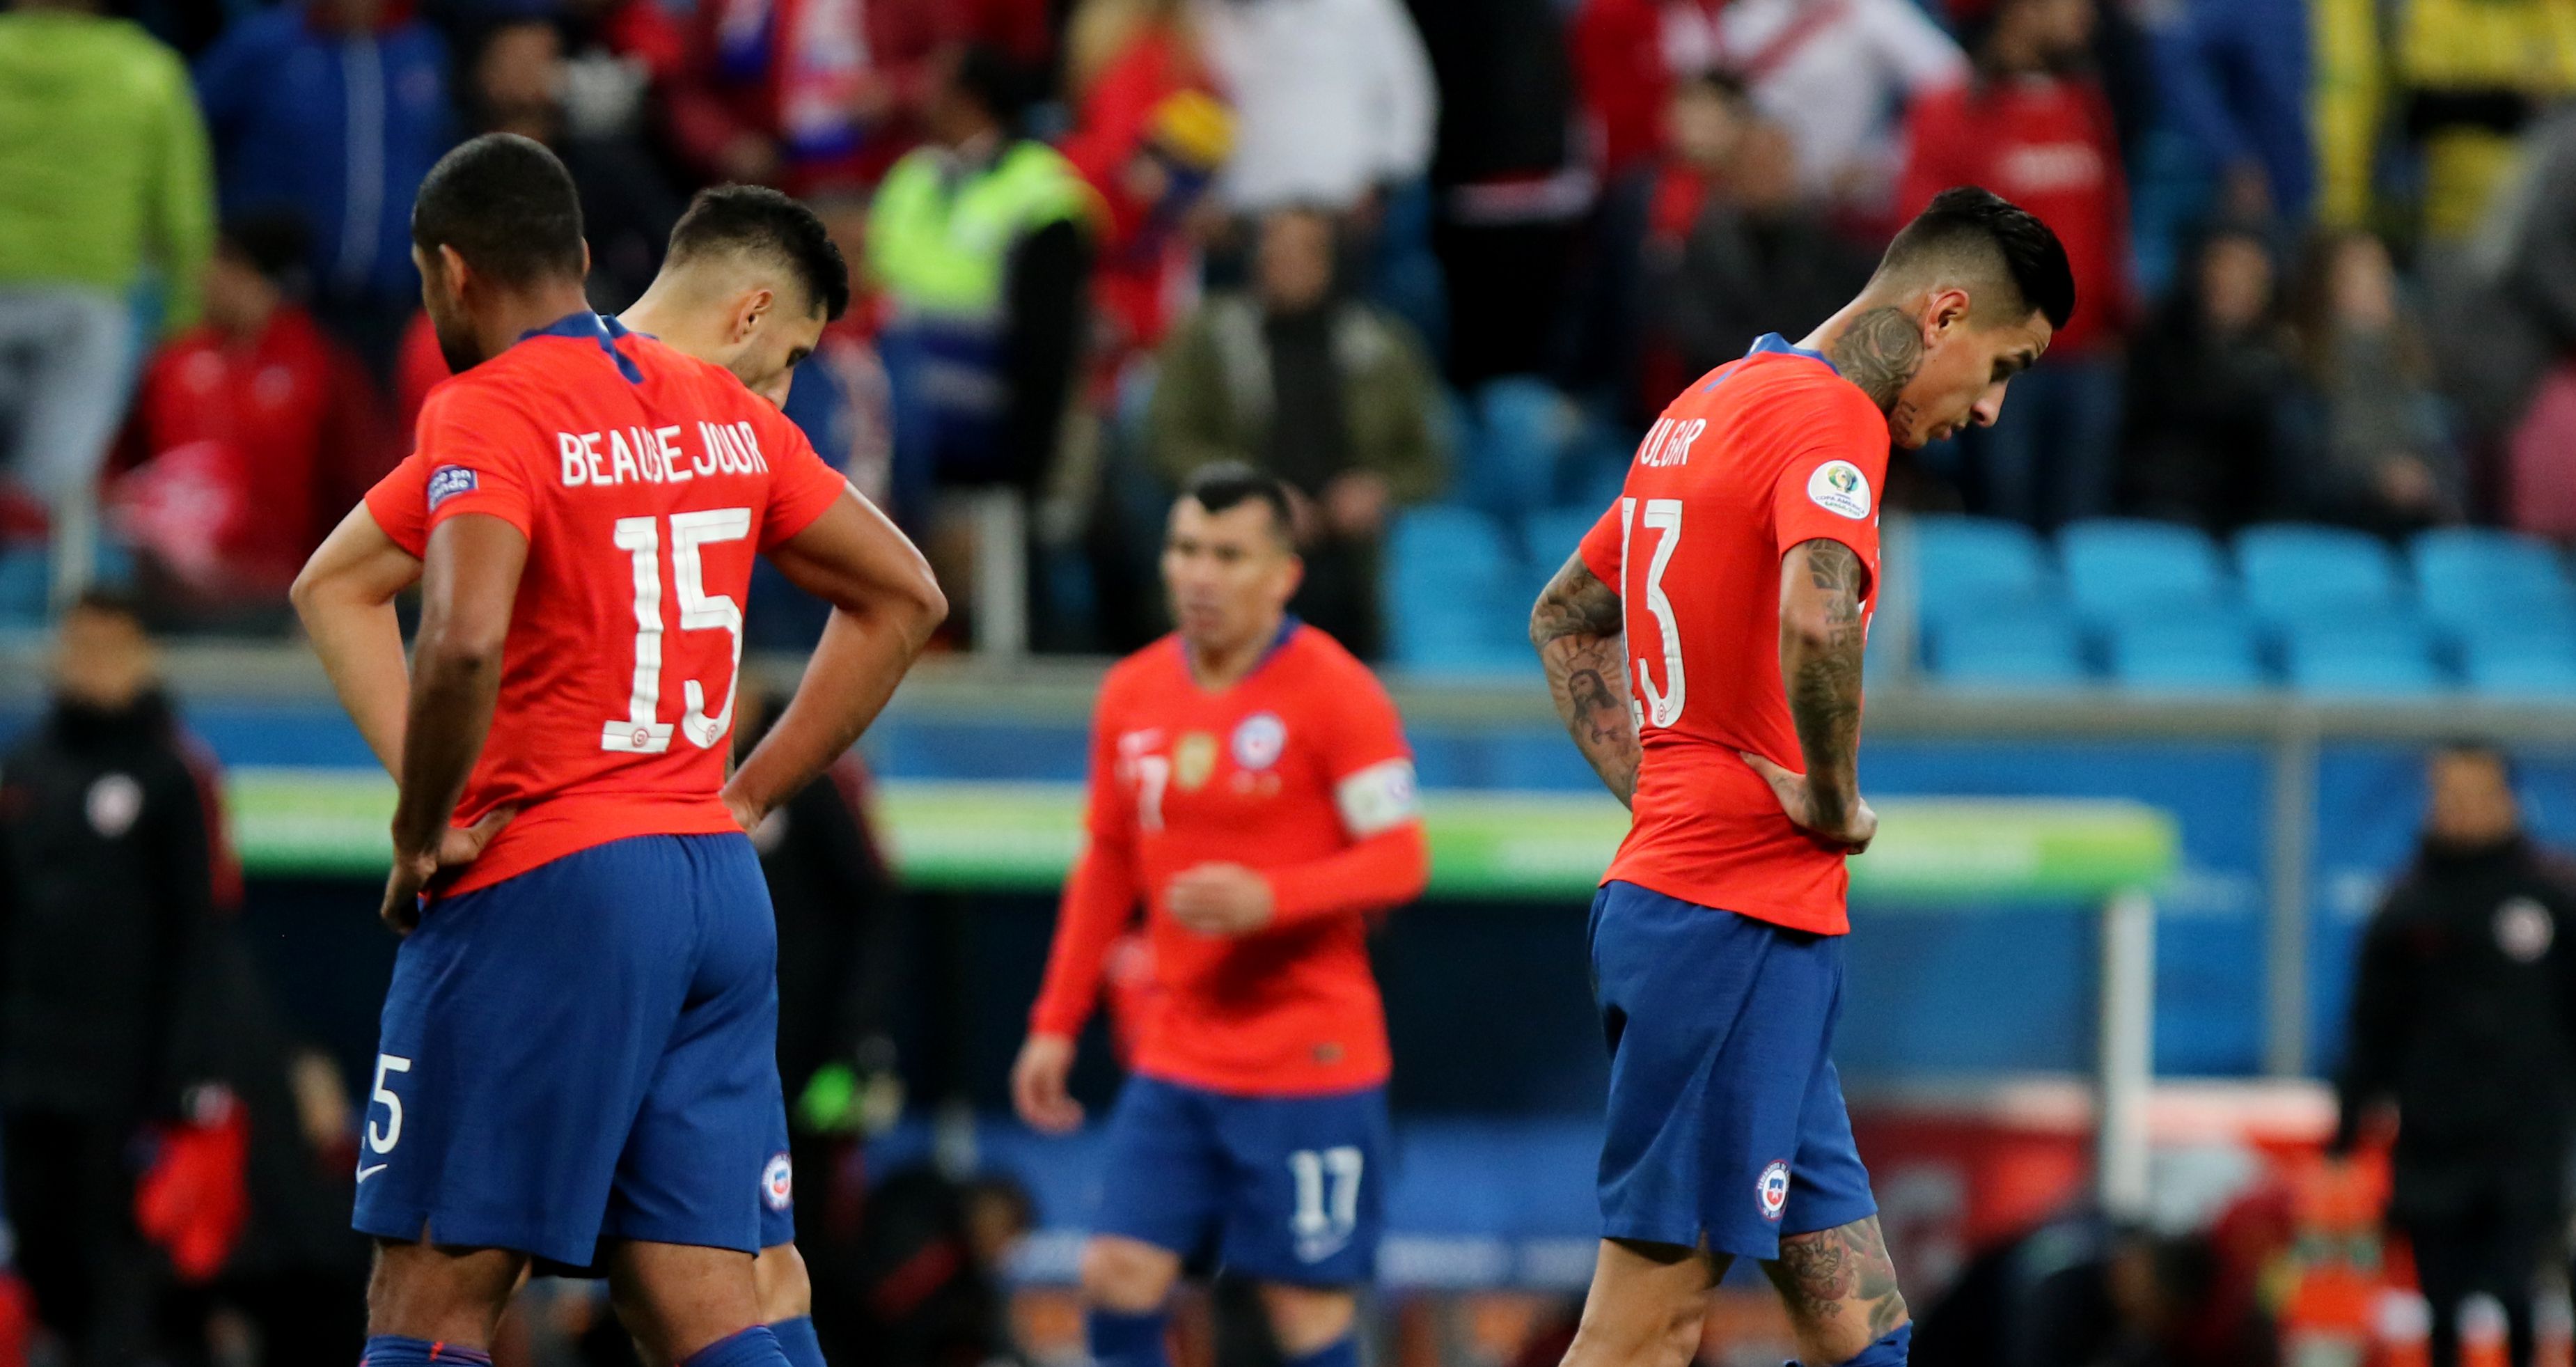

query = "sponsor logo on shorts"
[1757, 1160, 1791, 1222]
[427, 464, 478, 511]
[1232, 712, 1287, 771]
[356, 1162, 388, 1184]
[762, 1152, 794, 1211]
[1806, 461, 1871, 519]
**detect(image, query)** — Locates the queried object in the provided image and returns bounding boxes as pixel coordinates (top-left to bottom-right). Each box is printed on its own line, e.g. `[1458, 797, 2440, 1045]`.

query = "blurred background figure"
[2282, 229, 2460, 535]
[2141, 0, 2311, 224]
[2119, 224, 2293, 532]
[1148, 208, 1445, 658]
[1660, 109, 1874, 389]
[111, 217, 386, 625]
[2436, 102, 2576, 536]
[1899, 0, 2128, 531]
[2334, 741, 2576, 1367]
[192, 0, 452, 377]
[0, 592, 235, 1367]
[1193, 0, 1434, 219]
[0, 0, 211, 605]
[463, 15, 682, 313]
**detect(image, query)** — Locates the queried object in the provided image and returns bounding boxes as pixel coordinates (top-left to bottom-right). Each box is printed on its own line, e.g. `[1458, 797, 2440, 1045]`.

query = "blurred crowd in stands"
[8, 0, 2576, 654]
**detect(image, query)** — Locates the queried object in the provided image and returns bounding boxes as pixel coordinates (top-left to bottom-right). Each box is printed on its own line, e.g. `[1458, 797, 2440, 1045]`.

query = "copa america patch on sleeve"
[427, 465, 478, 511]
[1806, 460, 1871, 519]
[1334, 758, 1420, 838]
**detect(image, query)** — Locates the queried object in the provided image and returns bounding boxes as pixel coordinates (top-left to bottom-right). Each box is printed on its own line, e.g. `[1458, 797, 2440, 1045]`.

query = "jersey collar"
[1747, 332, 1838, 372]
[525, 311, 645, 384]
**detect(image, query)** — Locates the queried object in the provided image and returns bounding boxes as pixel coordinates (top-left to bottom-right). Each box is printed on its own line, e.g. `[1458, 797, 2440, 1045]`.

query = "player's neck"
[478, 281, 601, 358]
[1182, 620, 1282, 692]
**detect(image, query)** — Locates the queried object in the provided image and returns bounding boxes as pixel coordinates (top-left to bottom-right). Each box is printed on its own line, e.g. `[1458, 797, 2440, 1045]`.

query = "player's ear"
[1927, 287, 1972, 340]
[435, 244, 471, 298]
[737, 288, 775, 341]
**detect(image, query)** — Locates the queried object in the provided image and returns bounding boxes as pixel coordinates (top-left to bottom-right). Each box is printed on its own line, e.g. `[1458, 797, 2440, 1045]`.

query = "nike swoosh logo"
[356, 1163, 388, 1183]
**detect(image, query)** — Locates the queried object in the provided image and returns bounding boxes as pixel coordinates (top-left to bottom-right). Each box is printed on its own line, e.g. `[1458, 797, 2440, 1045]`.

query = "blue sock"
[361, 1338, 494, 1367]
[1282, 1336, 1358, 1367]
[1800, 1322, 1910, 1367]
[1087, 1308, 1170, 1367]
[769, 1315, 824, 1367]
[682, 1325, 790, 1367]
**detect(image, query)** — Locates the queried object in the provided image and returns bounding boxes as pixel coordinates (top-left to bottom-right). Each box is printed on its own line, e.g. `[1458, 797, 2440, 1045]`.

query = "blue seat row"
[1915, 516, 2576, 696]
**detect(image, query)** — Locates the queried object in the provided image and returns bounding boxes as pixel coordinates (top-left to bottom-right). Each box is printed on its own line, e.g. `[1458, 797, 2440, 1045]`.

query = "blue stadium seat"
[2412, 527, 2571, 628]
[2278, 616, 2448, 696]
[2058, 519, 2229, 620]
[1385, 506, 1526, 670]
[0, 547, 46, 627]
[1468, 379, 1578, 523]
[2459, 638, 2576, 697]
[2105, 614, 2268, 692]
[1912, 515, 2051, 624]
[1926, 606, 2090, 687]
[2236, 524, 2405, 622]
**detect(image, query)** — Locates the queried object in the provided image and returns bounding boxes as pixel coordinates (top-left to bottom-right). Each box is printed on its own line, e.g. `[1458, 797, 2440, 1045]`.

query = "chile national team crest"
[762, 1152, 794, 1211]
[1757, 1160, 1791, 1222]
[1232, 712, 1287, 770]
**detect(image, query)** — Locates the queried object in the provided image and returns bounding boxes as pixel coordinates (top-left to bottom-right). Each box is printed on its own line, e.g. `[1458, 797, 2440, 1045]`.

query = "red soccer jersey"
[363, 313, 850, 898]
[1577, 336, 1887, 936]
[1028, 625, 1429, 1095]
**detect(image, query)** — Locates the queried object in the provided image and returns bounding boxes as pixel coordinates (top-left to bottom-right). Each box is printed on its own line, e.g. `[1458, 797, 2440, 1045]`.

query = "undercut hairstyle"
[1182, 462, 1297, 546]
[1874, 185, 2075, 331]
[410, 133, 586, 288]
[666, 185, 852, 322]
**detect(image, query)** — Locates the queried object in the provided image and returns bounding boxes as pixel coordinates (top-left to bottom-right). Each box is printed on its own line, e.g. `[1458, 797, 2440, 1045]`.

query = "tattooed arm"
[1530, 554, 1640, 808]
[1740, 538, 1877, 850]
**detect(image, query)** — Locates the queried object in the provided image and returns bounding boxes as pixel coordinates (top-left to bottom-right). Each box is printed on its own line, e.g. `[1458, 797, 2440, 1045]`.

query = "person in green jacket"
[0, 0, 214, 606]
[1147, 208, 1447, 659]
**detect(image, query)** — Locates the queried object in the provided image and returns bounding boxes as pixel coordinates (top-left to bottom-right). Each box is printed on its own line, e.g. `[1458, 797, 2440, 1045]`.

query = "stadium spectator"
[1147, 208, 1444, 657]
[1898, 0, 2130, 530]
[464, 15, 682, 312]
[2283, 229, 2461, 534]
[1573, 0, 1967, 221]
[0, 0, 212, 604]
[554, 0, 689, 146]
[2334, 741, 2576, 1367]
[2120, 224, 2294, 531]
[0, 591, 238, 1367]
[194, 0, 453, 375]
[1058, 0, 1234, 374]
[869, 45, 1095, 521]
[1193, 0, 1436, 216]
[1409, 0, 1584, 389]
[661, 0, 1051, 194]
[1661, 117, 1874, 386]
[2313, 0, 2576, 247]
[112, 217, 387, 618]
[2142, 0, 2312, 221]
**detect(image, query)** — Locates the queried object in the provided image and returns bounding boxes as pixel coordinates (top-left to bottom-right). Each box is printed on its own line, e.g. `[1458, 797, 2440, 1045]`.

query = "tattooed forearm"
[1530, 556, 1640, 808]
[1826, 306, 1924, 416]
[1766, 1217, 1909, 1345]
[1781, 538, 1867, 830]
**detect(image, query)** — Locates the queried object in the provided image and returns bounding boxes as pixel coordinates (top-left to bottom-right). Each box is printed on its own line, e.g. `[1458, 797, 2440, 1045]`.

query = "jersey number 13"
[1618, 496, 1685, 731]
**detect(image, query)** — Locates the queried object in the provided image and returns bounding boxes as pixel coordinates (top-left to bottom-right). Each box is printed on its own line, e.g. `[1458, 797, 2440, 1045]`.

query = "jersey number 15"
[602, 508, 750, 755]
[1618, 496, 1685, 731]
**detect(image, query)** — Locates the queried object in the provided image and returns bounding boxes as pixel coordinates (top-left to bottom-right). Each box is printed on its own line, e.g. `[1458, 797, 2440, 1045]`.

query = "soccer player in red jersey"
[1011, 465, 1430, 1367]
[296, 185, 870, 1367]
[1527, 187, 2073, 1367]
[301, 136, 943, 1367]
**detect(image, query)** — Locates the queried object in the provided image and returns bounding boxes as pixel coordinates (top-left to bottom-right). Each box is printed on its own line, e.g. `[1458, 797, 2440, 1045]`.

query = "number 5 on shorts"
[368, 1053, 414, 1154]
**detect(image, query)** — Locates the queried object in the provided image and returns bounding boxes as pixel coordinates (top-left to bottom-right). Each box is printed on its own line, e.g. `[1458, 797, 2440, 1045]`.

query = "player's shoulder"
[627, 330, 746, 396]
[1100, 636, 1186, 707]
[1729, 352, 1882, 432]
[423, 338, 576, 421]
[1282, 624, 1392, 699]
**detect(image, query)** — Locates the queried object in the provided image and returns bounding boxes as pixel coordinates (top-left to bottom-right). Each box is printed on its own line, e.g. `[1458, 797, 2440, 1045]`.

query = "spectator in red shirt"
[111, 219, 387, 614]
[1898, 0, 2129, 529]
[662, 0, 1051, 194]
[1060, 0, 1234, 380]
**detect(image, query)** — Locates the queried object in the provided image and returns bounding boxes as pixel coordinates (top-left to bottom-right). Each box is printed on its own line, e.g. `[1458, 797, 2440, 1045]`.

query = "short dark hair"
[1181, 462, 1296, 544]
[411, 133, 587, 288]
[666, 185, 851, 322]
[65, 587, 146, 628]
[219, 214, 311, 290]
[2432, 737, 2518, 784]
[1878, 185, 2075, 331]
[950, 43, 1036, 129]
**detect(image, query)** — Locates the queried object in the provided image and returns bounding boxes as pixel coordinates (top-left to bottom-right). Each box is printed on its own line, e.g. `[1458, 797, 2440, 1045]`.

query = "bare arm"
[290, 503, 421, 775]
[1530, 554, 1640, 808]
[379, 513, 528, 930]
[1743, 539, 1875, 849]
[723, 490, 946, 826]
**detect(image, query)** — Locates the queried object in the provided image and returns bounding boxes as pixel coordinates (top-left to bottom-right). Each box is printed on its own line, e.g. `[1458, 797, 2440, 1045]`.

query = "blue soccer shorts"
[1092, 1075, 1390, 1286]
[1588, 880, 1877, 1260]
[760, 1096, 794, 1250]
[352, 833, 781, 1270]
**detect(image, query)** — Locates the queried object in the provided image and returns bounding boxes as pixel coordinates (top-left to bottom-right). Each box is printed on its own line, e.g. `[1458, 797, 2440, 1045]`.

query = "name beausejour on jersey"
[553, 420, 775, 487]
